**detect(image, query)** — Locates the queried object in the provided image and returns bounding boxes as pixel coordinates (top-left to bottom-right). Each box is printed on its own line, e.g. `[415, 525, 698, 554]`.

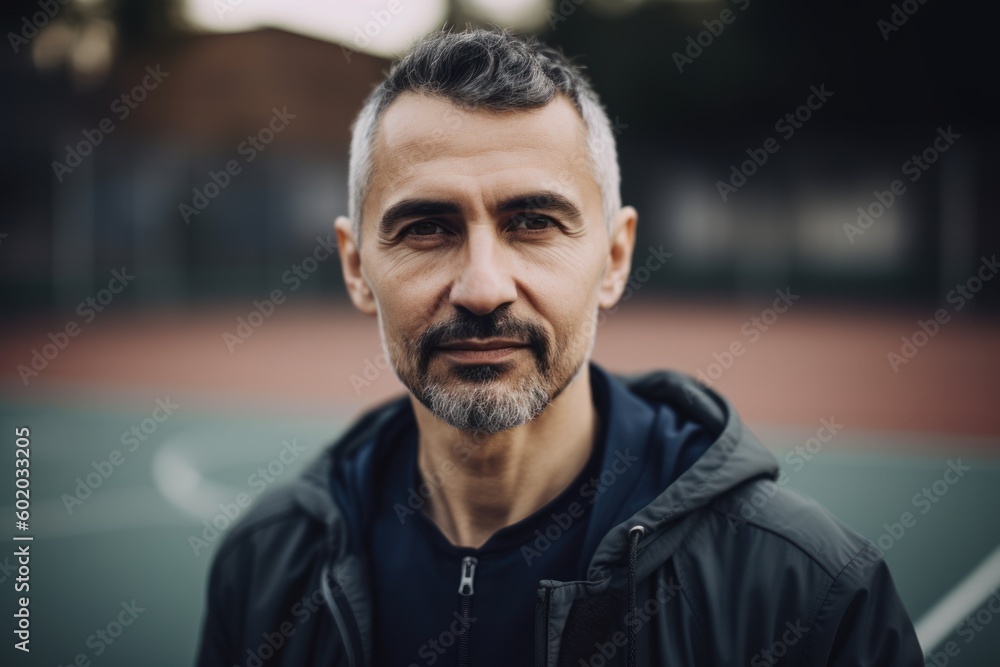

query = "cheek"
[377, 292, 425, 345]
[363, 252, 443, 335]
[515, 238, 605, 299]
[518, 249, 604, 346]
[550, 293, 600, 349]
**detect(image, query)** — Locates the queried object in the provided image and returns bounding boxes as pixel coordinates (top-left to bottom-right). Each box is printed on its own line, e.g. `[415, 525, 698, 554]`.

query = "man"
[195, 28, 924, 667]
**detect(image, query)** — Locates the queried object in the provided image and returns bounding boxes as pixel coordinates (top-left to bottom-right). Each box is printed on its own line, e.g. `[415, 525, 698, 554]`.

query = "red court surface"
[2, 299, 997, 440]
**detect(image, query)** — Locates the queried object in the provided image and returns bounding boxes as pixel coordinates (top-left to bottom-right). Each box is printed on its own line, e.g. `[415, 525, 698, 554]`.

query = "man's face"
[338, 92, 633, 433]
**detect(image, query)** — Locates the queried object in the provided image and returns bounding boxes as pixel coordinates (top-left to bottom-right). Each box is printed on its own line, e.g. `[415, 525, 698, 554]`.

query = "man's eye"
[406, 221, 446, 236]
[511, 214, 556, 231]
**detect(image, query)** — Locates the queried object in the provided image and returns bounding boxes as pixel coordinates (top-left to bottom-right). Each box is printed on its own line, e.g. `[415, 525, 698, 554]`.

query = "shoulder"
[203, 475, 329, 578]
[708, 477, 876, 579]
[670, 478, 886, 634]
[665, 480, 907, 663]
[691, 481, 922, 665]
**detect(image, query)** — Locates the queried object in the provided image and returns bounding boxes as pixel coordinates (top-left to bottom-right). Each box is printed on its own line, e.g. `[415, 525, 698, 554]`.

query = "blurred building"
[2, 0, 997, 314]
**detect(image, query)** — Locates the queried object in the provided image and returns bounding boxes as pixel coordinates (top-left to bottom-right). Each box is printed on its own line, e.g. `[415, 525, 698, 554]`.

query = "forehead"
[364, 92, 599, 225]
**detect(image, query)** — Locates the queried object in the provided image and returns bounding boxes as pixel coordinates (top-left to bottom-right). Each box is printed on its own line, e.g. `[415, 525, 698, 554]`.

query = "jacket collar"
[291, 363, 779, 576]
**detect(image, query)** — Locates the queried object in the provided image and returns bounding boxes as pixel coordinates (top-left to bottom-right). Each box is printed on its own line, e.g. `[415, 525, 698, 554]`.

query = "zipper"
[534, 587, 550, 667]
[457, 556, 477, 667]
[321, 561, 364, 667]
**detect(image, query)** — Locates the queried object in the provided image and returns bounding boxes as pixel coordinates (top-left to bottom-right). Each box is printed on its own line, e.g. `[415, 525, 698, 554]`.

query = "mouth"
[437, 338, 530, 351]
[434, 338, 531, 362]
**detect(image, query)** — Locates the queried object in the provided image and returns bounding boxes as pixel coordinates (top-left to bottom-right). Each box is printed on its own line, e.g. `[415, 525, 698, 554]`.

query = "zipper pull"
[458, 556, 477, 596]
[457, 557, 478, 667]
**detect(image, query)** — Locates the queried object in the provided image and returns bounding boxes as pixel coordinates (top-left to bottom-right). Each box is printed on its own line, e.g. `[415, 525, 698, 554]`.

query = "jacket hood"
[290, 364, 779, 580]
[582, 367, 779, 581]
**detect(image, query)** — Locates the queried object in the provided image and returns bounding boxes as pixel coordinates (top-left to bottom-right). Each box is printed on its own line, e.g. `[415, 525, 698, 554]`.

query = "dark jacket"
[194, 366, 924, 667]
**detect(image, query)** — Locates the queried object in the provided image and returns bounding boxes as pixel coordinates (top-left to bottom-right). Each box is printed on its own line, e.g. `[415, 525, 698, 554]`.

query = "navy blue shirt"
[366, 364, 713, 667]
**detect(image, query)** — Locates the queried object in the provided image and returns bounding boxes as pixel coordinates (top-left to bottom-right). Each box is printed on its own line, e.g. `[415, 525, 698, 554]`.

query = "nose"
[448, 227, 518, 317]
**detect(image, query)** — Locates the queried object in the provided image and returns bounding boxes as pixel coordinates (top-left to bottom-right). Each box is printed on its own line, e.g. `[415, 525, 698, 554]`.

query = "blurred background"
[1, 0, 998, 665]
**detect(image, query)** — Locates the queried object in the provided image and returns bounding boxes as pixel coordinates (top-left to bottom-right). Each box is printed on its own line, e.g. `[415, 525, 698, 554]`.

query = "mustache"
[417, 307, 549, 370]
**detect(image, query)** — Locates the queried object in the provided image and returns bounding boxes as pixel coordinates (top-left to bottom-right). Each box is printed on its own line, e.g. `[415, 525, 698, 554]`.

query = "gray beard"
[377, 306, 596, 435]
[417, 372, 551, 434]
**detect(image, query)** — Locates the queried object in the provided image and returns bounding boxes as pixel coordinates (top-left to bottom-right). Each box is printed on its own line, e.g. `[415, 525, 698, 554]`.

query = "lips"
[436, 339, 530, 351]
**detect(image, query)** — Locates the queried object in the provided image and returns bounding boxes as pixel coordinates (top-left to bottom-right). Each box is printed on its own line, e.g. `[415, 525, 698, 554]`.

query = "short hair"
[347, 27, 621, 244]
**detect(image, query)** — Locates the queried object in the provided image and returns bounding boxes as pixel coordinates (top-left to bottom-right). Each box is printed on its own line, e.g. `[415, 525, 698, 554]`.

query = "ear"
[335, 215, 377, 316]
[597, 206, 638, 310]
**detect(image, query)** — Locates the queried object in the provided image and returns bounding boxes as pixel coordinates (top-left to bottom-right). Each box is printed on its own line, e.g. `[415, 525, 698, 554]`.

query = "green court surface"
[1, 395, 998, 667]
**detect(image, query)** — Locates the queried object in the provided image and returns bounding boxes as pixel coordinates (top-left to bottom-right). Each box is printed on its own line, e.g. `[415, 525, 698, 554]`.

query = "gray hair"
[347, 27, 621, 244]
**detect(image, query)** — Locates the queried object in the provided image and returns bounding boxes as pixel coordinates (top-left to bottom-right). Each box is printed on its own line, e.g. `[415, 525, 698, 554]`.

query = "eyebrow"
[377, 190, 585, 237]
[378, 199, 462, 237]
[497, 192, 584, 225]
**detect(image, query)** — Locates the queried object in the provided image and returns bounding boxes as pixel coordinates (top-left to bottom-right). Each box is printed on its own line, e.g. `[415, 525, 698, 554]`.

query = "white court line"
[915, 544, 1000, 654]
[9, 412, 1000, 651]
[0, 427, 327, 538]
[151, 441, 241, 519]
[150, 428, 325, 519]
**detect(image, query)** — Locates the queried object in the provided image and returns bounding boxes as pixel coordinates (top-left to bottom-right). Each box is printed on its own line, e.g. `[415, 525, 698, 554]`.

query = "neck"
[412, 364, 597, 548]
